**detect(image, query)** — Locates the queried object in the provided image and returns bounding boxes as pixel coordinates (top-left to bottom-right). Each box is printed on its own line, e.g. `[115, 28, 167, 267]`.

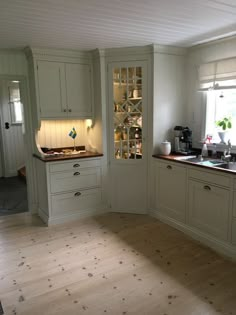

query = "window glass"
[205, 89, 236, 144]
[8, 84, 23, 124]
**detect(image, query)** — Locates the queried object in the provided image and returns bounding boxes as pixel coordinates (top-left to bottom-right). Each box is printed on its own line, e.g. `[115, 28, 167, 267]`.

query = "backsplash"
[38, 120, 87, 149]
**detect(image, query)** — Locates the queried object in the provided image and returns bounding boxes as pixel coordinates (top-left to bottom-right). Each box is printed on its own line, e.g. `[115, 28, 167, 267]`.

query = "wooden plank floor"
[0, 212, 236, 315]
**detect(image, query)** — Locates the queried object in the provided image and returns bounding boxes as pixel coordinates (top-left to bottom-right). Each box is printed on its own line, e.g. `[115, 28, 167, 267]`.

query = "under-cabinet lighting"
[86, 119, 93, 128]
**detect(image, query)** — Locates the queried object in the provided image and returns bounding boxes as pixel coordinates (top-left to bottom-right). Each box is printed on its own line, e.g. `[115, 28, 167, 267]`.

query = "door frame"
[0, 74, 38, 214]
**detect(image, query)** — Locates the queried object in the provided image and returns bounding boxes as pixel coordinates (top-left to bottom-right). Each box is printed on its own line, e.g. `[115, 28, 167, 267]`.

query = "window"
[205, 89, 236, 144]
[8, 84, 23, 124]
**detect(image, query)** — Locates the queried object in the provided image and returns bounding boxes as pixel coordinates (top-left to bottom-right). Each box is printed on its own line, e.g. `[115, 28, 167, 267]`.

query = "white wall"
[38, 120, 87, 149]
[152, 46, 187, 154]
[186, 36, 236, 147]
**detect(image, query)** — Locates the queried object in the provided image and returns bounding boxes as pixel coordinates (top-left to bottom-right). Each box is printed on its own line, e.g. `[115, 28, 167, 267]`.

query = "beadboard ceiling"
[0, 0, 236, 50]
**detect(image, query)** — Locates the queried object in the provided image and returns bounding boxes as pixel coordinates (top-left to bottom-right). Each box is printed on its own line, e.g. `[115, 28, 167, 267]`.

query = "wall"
[38, 120, 87, 149]
[186, 36, 236, 147]
[152, 45, 187, 154]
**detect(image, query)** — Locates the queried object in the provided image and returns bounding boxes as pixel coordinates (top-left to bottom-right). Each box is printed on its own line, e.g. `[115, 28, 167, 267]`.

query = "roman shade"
[198, 57, 236, 91]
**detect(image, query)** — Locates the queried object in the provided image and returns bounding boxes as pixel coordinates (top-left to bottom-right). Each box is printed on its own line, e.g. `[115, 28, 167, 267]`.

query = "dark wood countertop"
[152, 154, 236, 175]
[34, 151, 103, 162]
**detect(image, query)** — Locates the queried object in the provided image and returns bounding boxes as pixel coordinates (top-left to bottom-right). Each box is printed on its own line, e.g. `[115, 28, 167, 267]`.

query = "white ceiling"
[0, 0, 236, 51]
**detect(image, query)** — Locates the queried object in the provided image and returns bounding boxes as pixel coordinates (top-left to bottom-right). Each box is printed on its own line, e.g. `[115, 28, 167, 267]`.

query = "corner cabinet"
[25, 48, 94, 127]
[108, 60, 149, 214]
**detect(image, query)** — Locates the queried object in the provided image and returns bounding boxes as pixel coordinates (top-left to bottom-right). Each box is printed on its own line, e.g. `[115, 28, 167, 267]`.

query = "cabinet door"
[108, 61, 148, 214]
[188, 179, 229, 241]
[37, 61, 66, 118]
[155, 162, 186, 222]
[65, 63, 93, 117]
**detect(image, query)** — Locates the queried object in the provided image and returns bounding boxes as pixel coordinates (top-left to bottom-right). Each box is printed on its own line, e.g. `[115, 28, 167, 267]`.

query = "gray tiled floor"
[0, 176, 28, 216]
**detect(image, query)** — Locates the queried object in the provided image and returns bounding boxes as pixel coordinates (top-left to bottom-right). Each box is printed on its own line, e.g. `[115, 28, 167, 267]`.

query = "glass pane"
[113, 66, 143, 160]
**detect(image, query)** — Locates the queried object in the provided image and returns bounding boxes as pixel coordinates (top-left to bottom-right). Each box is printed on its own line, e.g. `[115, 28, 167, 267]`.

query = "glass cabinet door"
[113, 66, 143, 160]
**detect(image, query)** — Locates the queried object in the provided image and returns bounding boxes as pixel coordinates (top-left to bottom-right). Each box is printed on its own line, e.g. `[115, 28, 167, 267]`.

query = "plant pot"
[218, 131, 228, 144]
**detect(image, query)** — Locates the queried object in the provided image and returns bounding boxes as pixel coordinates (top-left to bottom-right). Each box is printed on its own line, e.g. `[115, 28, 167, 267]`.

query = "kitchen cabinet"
[155, 160, 186, 222]
[35, 157, 102, 225]
[37, 60, 93, 119]
[188, 178, 229, 241]
[153, 157, 236, 259]
[108, 60, 149, 213]
[25, 47, 94, 128]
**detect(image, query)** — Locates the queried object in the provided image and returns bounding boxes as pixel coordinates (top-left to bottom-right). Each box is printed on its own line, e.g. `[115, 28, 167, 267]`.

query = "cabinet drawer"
[232, 219, 236, 245]
[50, 168, 101, 193]
[158, 160, 186, 173]
[49, 159, 100, 173]
[51, 188, 101, 217]
[189, 168, 230, 188]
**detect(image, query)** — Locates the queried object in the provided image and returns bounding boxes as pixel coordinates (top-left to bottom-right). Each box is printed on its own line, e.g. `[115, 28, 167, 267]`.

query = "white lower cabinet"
[188, 179, 229, 241]
[155, 161, 186, 222]
[154, 158, 236, 259]
[35, 157, 102, 225]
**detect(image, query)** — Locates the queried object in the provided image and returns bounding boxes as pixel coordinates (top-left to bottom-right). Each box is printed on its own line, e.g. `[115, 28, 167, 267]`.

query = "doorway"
[0, 79, 28, 216]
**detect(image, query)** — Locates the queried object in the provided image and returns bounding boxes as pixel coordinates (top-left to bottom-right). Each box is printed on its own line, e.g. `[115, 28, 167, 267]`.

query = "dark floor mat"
[0, 176, 28, 216]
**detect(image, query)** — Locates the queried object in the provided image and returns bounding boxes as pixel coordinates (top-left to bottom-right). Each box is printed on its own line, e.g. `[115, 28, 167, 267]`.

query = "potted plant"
[215, 117, 232, 143]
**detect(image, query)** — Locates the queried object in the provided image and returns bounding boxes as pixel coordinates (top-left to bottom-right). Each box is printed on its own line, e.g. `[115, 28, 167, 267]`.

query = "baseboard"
[149, 208, 236, 261]
[39, 205, 109, 226]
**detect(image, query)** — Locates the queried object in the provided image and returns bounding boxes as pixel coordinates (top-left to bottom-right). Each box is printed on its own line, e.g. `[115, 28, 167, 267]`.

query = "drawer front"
[49, 158, 100, 173]
[189, 168, 230, 188]
[157, 160, 186, 173]
[232, 219, 236, 245]
[51, 188, 102, 217]
[50, 168, 101, 193]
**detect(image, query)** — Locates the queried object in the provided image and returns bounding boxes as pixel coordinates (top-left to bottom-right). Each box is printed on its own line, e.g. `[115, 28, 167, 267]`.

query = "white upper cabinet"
[25, 47, 94, 126]
[65, 63, 92, 117]
[37, 61, 66, 118]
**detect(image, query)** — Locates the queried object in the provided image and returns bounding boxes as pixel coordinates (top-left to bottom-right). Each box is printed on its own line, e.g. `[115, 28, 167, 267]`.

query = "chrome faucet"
[222, 140, 232, 162]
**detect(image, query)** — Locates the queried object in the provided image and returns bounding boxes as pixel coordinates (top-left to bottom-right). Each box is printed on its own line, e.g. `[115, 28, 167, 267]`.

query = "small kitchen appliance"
[174, 126, 194, 155]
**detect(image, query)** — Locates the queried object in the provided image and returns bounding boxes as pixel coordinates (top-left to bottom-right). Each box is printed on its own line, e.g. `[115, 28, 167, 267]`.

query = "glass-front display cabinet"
[113, 66, 143, 160]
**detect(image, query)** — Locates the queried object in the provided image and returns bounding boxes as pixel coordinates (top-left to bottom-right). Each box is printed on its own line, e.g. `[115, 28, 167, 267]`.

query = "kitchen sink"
[214, 162, 236, 171]
[174, 156, 224, 166]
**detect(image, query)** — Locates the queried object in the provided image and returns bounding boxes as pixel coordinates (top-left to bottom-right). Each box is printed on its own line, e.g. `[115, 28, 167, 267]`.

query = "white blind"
[198, 57, 236, 90]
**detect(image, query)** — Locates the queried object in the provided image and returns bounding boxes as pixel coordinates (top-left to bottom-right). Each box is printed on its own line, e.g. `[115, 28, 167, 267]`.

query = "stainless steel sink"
[214, 162, 236, 171]
[174, 156, 224, 166]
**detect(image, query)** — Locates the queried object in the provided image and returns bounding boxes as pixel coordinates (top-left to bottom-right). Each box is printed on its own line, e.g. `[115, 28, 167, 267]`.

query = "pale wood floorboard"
[0, 212, 236, 315]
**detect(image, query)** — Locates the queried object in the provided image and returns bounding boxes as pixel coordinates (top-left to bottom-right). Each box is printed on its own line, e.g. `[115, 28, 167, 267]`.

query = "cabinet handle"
[167, 165, 172, 170]
[63, 109, 67, 112]
[73, 172, 80, 176]
[68, 109, 72, 112]
[73, 164, 80, 168]
[74, 192, 81, 197]
[204, 185, 211, 191]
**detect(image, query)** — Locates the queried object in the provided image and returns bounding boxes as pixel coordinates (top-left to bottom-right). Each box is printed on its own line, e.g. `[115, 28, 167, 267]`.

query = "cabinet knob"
[63, 109, 67, 112]
[68, 109, 72, 112]
[167, 165, 172, 170]
[73, 164, 80, 168]
[74, 192, 81, 197]
[204, 185, 211, 191]
[73, 172, 80, 176]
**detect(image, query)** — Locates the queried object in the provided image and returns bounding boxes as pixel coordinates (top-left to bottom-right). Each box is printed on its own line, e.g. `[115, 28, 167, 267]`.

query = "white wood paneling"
[0, 51, 27, 75]
[37, 120, 88, 149]
[0, 0, 236, 50]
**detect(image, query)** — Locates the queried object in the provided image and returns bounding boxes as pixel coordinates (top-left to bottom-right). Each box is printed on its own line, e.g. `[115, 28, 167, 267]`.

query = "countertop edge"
[152, 154, 236, 175]
[33, 152, 103, 162]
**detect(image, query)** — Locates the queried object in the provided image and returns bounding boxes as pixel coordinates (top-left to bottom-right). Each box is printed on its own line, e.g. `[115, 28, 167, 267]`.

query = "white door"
[108, 61, 148, 214]
[37, 61, 66, 118]
[0, 80, 25, 177]
[65, 63, 93, 117]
